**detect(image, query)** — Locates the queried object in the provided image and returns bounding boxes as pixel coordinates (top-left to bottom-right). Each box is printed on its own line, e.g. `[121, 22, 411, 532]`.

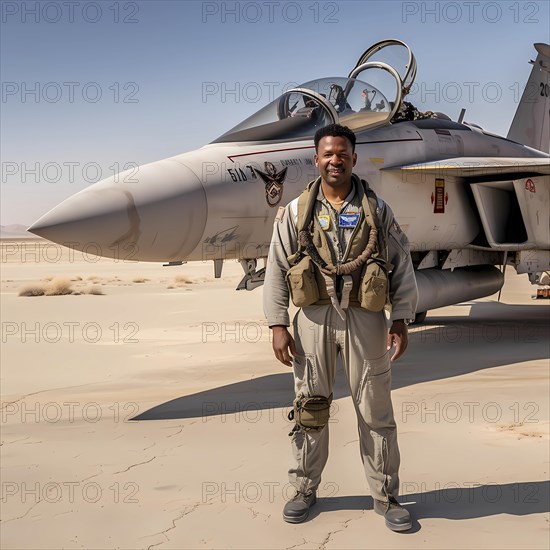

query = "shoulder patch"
[275, 206, 286, 223]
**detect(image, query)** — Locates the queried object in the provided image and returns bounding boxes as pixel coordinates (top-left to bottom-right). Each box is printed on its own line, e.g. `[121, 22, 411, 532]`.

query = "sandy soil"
[1, 240, 549, 549]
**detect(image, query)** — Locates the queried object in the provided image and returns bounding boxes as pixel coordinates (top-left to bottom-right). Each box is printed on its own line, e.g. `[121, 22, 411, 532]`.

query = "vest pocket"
[358, 259, 388, 312]
[286, 256, 320, 307]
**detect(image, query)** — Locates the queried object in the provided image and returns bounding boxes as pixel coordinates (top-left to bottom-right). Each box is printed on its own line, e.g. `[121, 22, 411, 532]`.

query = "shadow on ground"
[133, 302, 549, 421]
[307, 480, 549, 531]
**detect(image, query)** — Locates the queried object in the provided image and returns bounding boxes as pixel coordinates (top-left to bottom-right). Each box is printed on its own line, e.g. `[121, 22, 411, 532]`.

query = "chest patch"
[339, 213, 360, 228]
[318, 215, 331, 231]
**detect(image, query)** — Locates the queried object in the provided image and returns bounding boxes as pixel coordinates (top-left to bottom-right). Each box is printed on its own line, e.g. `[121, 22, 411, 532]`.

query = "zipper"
[381, 436, 390, 501]
[323, 202, 344, 263]
[342, 209, 364, 262]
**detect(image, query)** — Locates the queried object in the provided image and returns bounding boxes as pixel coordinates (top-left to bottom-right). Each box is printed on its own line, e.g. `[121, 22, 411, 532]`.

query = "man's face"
[314, 135, 357, 188]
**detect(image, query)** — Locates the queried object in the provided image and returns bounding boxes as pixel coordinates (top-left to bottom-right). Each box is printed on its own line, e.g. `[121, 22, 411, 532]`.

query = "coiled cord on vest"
[298, 226, 378, 276]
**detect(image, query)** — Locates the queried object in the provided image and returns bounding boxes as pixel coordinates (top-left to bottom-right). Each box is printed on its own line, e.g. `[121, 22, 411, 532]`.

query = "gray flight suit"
[263, 175, 418, 501]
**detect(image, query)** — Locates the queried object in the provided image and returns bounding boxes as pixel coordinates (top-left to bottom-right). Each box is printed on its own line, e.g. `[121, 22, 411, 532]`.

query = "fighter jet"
[28, 39, 550, 322]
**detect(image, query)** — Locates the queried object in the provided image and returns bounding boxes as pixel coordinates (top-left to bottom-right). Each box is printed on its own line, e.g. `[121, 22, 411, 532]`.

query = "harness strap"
[321, 273, 346, 320]
[289, 175, 389, 313]
[340, 275, 354, 310]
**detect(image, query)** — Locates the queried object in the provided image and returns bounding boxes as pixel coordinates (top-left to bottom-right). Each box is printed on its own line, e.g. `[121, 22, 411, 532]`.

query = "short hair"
[314, 124, 356, 152]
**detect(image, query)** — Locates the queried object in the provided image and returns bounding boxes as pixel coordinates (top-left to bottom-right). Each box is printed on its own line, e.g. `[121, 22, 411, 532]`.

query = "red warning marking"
[525, 178, 536, 193]
[434, 178, 445, 213]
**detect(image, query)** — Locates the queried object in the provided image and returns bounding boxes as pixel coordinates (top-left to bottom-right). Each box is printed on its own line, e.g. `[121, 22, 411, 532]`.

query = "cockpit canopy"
[213, 76, 396, 143]
[212, 39, 416, 144]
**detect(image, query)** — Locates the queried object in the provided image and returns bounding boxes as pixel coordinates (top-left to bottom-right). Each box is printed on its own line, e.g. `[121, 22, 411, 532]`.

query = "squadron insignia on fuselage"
[253, 162, 288, 207]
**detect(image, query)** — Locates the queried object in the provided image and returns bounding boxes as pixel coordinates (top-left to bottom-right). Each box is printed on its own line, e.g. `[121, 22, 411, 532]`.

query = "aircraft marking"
[525, 178, 537, 193]
[433, 178, 446, 213]
[357, 137, 423, 145]
[227, 146, 314, 161]
[203, 226, 239, 245]
[252, 162, 288, 207]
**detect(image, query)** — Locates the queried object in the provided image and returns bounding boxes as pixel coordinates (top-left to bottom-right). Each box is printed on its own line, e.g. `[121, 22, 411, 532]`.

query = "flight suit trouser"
[289, 304, 400, 501]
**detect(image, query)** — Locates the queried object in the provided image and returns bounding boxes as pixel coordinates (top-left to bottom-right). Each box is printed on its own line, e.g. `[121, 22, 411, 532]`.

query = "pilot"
[263, 123, 418, 531]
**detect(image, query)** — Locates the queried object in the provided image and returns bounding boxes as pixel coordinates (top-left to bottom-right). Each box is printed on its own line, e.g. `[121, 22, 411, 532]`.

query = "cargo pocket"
[286, 256, 320, 307]
[292, 353, 317, 396]
[358, 259, 388, 312]
[357, 353, 393, 428]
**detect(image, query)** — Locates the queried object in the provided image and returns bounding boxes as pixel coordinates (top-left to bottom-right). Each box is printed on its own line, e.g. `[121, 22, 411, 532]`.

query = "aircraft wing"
[383, 157, 550, 178]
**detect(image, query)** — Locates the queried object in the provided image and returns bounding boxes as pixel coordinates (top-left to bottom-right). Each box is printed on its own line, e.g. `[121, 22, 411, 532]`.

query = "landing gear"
[237, 259, 265, 291]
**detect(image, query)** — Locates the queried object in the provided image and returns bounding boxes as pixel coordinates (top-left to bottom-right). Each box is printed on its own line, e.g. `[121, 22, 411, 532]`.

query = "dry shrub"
[19, 277, 105, 297]
[18, 284, 46, 297]
[44, 277, 74, 296]
[71, 275, 83, 281]
[175, 275, 194, 285]
[132, 278, 149, 283]
[19, 278, 73, 296]
[87, 275, 102, 282]
[166, 275, 194, 290]
[85, 286, 104, 295]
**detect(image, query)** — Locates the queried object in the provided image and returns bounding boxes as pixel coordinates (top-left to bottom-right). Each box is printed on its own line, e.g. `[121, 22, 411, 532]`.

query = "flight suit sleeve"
[263, 203, 299, 327]
[380, 201, 418, 322]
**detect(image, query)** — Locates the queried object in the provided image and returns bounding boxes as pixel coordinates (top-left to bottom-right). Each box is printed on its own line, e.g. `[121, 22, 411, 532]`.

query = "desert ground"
[1, 239, 549, 550]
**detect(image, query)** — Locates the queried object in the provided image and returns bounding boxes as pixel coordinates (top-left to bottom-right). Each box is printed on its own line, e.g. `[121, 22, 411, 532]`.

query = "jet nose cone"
[28, 159, 207, 262]
[28, 186, 133, 244]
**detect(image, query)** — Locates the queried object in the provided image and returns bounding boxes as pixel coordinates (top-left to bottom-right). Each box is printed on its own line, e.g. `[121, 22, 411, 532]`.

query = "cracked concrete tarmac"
[1, 260, 548, 549]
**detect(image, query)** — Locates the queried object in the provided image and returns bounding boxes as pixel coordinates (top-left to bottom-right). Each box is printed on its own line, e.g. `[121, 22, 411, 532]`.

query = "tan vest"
[287, 175, 388, 308]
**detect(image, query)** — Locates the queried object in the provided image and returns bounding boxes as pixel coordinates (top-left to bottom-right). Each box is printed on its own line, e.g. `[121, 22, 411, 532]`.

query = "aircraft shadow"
[307, 480, 549, 530]
[391, 300, 549, 388]
[133, 302, 549, 421]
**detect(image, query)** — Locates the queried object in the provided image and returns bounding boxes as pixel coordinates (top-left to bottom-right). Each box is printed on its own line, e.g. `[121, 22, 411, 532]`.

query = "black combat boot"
[374, 495, 412, 531]
[283, 490, 317, 523]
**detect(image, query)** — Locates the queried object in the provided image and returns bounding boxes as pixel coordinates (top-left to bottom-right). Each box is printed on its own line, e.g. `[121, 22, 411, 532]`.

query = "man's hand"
[387, 320, 408, 362]
[271, 326, 297, 367]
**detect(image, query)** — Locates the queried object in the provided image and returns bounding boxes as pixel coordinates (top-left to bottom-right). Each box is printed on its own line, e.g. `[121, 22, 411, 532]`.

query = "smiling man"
[263, 124, 418, 530]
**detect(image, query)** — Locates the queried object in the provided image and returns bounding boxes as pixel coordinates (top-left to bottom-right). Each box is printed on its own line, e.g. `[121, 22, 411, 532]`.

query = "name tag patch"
[318, 215, 331, 230]
[339, 213, 360, 228]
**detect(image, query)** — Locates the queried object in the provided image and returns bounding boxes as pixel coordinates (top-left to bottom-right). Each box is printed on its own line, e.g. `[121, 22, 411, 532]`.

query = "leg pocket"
[292, 354, 317, 396]
[356, 353, 390, 400]
[356, 352, 395, 429]
[366, 353, 391, 377]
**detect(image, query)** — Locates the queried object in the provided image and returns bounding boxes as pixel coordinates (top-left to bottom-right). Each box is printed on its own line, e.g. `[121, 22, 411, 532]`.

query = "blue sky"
[2, 0, 549, 225]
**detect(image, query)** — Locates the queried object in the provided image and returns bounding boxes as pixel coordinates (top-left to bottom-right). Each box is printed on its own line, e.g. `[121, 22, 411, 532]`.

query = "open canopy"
[212, 39, 417, 144]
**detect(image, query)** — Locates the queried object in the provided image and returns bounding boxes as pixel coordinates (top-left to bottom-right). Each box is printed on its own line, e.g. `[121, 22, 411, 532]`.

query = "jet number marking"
[227, 168, 248, 182]
[226, 166, 259, 182]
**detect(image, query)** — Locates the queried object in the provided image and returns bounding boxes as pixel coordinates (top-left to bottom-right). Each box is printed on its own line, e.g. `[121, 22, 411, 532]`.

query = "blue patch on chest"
[339, 213, 360, 228]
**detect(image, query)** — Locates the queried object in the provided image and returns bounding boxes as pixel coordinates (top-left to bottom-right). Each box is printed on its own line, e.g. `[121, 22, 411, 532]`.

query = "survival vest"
[285, 175, 389, 312]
